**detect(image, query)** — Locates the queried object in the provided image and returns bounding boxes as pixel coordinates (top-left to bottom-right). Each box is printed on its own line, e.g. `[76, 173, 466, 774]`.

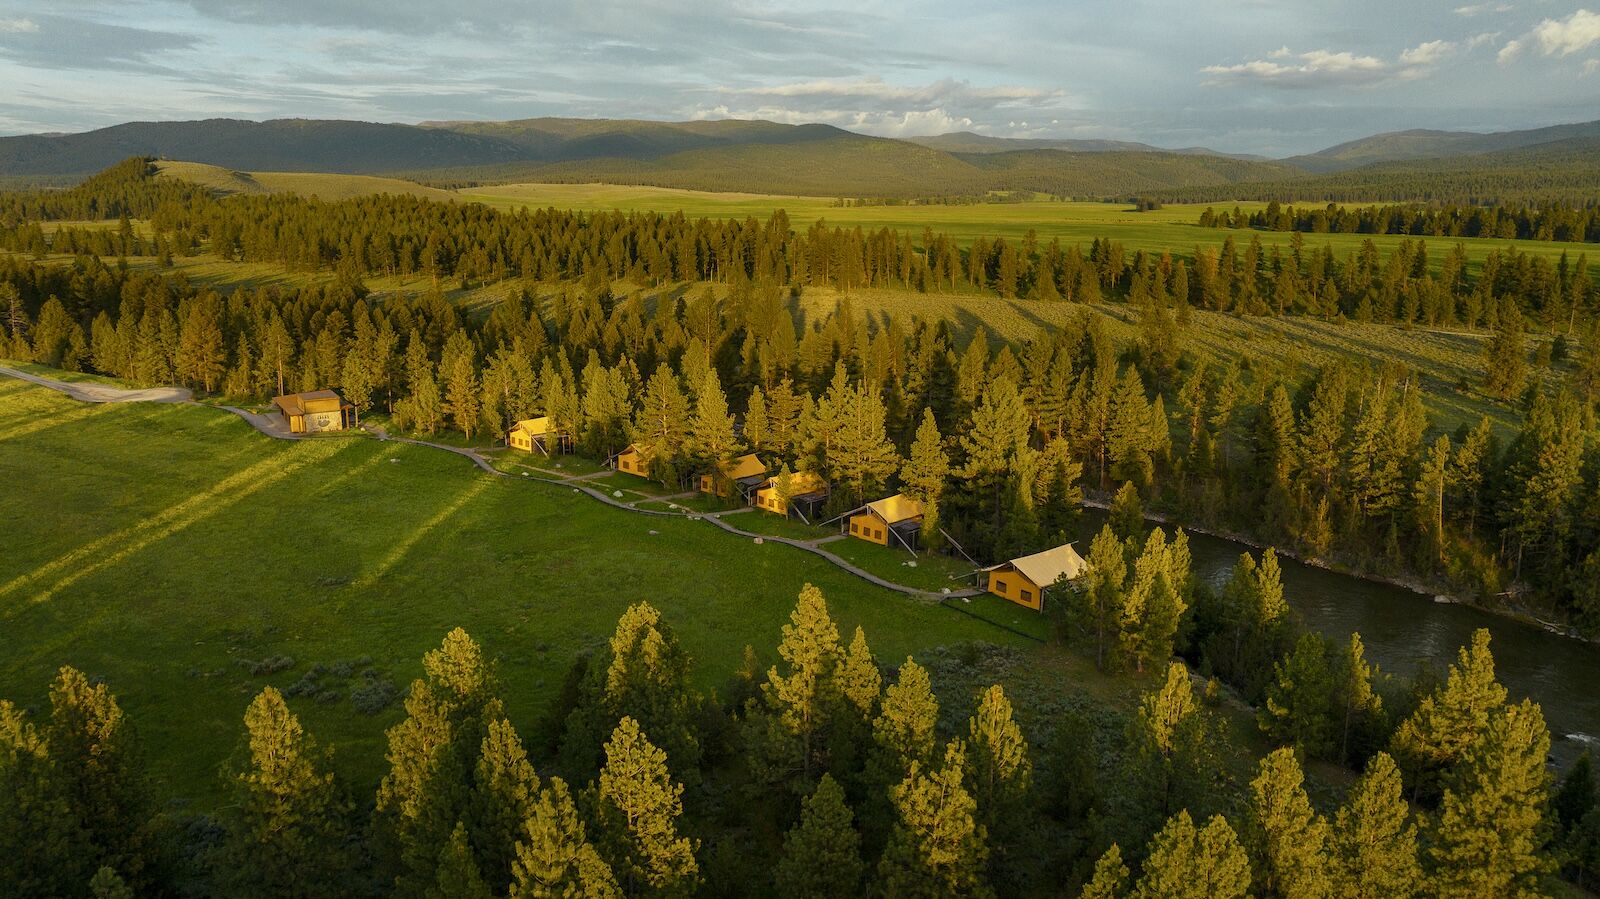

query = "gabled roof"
[272, 389, 344, 416]
[865, 493, 923, 526]
[761, 470, 830, 497]
[619, 442, 654, 459]
[512, 416, 552, 436]
[989, 543, 1087, 588]
[718, 453, 767, 481]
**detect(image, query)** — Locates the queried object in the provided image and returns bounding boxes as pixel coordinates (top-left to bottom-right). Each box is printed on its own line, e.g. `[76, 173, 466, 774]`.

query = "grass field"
[457, 182, 1587, 272]
[0, 381, 1039, 806]
[156, 161, 460, 202]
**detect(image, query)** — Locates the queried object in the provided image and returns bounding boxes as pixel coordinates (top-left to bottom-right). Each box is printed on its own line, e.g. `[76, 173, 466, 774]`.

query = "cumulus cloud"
[1202, 42, 1452, 88]
[0, 18, 39, 33]
[1500, 8, 1600, 62]
[1400, 40, 1455, 66]
[1467, 31, 1501, 49]
[697, 77, 1064, 137]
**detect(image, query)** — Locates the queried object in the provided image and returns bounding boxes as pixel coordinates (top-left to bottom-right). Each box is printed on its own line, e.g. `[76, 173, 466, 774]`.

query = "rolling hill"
[0, 118, 530, 176]
[152, 161, 459, 202]
[1283, 119, 1600, 173]
[908, 131, 1266, 160]
[4, 114, 1599, 202]
[420, 117, 853, 162]
[1160, 136, 1600, 204]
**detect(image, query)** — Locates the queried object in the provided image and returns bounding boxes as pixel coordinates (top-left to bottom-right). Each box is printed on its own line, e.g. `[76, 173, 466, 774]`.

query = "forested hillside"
[1165, 138, 1600, 205]
[1285, 119, 1600, 173]
[0, 119, 532, 176]
[6, 116, 1600, 203]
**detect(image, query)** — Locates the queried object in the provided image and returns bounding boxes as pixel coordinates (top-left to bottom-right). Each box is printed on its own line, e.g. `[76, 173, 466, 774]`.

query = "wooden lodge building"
[699, 453, 768, 499]
[845, 493, 924, 551]
[272, 390, 354, 434]
[508, 417, 569, 455]
[753, 470, 831, 522]
[983, 543, 1087, 611]
[613, 443, 654, 478]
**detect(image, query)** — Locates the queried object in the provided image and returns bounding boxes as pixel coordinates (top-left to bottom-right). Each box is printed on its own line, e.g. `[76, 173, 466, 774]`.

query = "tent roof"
[989, 543, 1086, 588]
[718, 453, 767, 481]
[866, 493, 923, 525]
[760, 470, 829, 496]
[512, 416, 551, 436]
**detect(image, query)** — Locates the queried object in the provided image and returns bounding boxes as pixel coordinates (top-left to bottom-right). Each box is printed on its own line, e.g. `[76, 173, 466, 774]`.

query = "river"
[1077, 511, 1600, 766]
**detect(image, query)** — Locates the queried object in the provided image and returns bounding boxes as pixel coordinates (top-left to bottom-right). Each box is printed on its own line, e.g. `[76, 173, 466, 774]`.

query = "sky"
[1, 1, 1598, 156]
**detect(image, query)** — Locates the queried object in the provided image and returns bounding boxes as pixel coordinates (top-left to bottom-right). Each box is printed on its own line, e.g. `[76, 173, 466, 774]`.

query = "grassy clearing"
[0, 383, 1027, 806]
[724, 512, 834, 542]
[943, 593, 1054, 643]
[826, 537, 980, 593]
[457, 183, 1583, 272]
[801, 287, 1547, 435]
[156, 161, 460, 202]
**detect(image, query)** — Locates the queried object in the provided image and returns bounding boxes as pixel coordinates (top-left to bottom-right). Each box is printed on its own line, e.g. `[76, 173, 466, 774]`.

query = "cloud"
[1400, 40, 1455, 66]
[695, 77, 1066, 138]
[1467, 31, 1501, 49]
[1500, 8, 1600, 62]
[1585, 58, 1600, 75]
[1454, 3, 1512, 16]
[729, 77, 1055, 106]
[1528, 8, 1600, 55]
[0, 14, 201, 74]
[1202, 42, 1452, 88]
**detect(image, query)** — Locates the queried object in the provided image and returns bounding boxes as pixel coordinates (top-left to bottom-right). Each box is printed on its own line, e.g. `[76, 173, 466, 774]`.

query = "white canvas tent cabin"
[838, 493, 924, 552]
[752, 470, 831, 522]
[982, 542, 1087, 611]
[611, 443, 654, 478]
[508, 416, 570, 455]
[699, 453, 768, 499]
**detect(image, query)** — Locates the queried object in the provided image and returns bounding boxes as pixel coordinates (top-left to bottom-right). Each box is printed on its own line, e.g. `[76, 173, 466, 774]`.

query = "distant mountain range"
[1282, 120, 1600, 173]
[906, 131, 1268, 161]
[0, 115, 1595, 200]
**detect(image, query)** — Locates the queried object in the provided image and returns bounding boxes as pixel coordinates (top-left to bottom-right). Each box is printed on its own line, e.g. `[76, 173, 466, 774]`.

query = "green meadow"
[0, 381, 1039, 806]
[457, 182, 1587, 270]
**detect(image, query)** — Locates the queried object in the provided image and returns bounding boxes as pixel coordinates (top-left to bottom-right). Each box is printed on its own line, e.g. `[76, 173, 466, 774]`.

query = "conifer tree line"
[1202, 199, 1600, 244]
[6, 230, 1600, 633]
[3, 586, 1587, 897]
[2, 158, 1595, 332]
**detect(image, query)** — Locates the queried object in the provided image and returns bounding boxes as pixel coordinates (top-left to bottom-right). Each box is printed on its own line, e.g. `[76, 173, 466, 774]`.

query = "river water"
[1077, 511, 1600, 765]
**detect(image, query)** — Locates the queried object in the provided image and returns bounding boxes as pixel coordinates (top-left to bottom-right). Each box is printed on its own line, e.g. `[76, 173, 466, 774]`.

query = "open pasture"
[0, 382, 1024, 804]
[459, 182, 1586, 272]
[156, 160, 460, 202]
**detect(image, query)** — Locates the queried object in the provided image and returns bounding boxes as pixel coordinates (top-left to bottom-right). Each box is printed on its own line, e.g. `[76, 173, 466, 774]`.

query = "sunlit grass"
[0, 384, 1029, 805]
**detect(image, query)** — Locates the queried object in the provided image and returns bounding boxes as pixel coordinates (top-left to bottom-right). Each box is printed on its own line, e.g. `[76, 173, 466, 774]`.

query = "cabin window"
[995, 580, 1007, 594]
[876, 529, 884, 540]
[1020, 589, 1034, 605]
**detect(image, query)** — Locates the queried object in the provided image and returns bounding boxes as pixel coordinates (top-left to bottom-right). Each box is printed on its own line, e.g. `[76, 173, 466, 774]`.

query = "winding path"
[0, 366, 191, 404]
[4, 366, 990, 606]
